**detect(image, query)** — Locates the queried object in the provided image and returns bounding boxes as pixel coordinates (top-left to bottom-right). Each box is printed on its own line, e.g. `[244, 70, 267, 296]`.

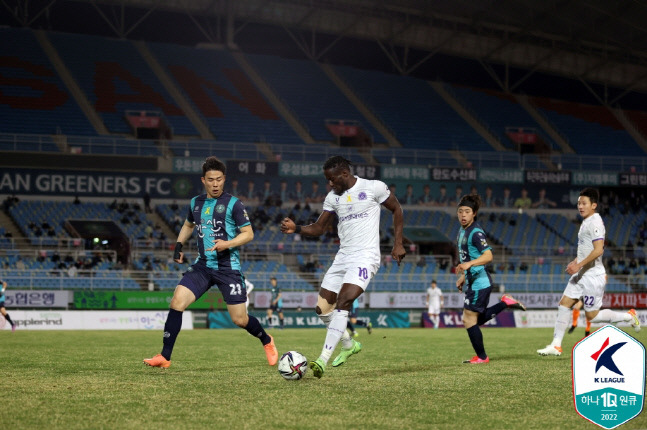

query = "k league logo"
[572, 325, 645, 429]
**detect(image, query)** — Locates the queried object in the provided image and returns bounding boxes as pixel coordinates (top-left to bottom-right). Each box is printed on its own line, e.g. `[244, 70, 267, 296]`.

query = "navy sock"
[279, 318, 284, 328]
[466, 325, 487, 359]
[354, 319, 367, 327]
[347, 321, 355, 332]
[4, 313, 13, 325]
[161, 309, 183, 360]
[477, 301, 507, 326]
[245, 315, 271, 345]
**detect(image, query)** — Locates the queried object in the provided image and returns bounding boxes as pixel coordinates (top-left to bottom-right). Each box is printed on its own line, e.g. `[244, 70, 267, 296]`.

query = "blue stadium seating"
[0, 28, 95, 137]
[47, 32, 197, 136]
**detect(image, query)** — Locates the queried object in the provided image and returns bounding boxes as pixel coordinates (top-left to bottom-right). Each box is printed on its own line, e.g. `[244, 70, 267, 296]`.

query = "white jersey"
[427, 287, 443, 307]
[577, 213, 606, 277]
[323, 176, 390, 261]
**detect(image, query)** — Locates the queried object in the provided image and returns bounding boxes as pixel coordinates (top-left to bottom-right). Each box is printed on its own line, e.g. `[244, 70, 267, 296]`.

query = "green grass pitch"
[3, 327, 645, 429]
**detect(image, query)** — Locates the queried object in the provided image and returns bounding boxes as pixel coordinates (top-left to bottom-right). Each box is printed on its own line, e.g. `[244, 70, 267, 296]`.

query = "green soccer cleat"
[332, 340, 362, 367]
[309, 358, 326, 378]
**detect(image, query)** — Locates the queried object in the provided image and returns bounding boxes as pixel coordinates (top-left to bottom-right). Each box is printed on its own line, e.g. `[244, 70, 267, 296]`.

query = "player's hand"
[391, 243, 406, 265]
[456, 275, 465, 292]
[207, 239, 229, 252]
[280, 217, 296, 234]
[173, 252, 185, 264]
[565, 261, 580, 275]
[456, 262, 471, 272]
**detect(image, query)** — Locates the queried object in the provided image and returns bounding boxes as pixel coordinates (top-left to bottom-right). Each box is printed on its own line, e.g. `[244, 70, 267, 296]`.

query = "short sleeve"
[373, 180, 390, 204]
[471, 229, 491, 253]
[186, 199, 195, 224]
[591, 218, 606, 241]
[232, 199, 251, 228]
[323, 192, 335, 212]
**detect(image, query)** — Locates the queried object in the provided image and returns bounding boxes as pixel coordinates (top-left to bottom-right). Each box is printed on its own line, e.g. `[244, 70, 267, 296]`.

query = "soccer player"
[567, 298, 591, 337]
[346, 298, 372, 337]
[280, 156, 405, 378]
[538, 188, 640, 356]
[0, 280, 16, 331]
[266, 277, 284, 329]
[455, 194, 526, 364]
[426, 280, 443, 329]
[144, 156, 278, 368]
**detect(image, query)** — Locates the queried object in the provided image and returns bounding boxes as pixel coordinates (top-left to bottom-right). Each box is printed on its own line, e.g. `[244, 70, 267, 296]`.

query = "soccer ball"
[278, 351, 308, 380]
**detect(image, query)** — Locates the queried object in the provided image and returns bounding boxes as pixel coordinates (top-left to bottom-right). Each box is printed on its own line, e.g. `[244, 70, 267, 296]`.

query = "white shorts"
[320, 254, 379, 294]
[563, 273, 606, 311]
[427, 305, 441, 315]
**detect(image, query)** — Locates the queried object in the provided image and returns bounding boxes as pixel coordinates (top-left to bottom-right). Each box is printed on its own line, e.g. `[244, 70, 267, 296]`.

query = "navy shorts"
[179, 263, 247, 305]
[270, 304, 283, 312]
[349, 308, 359, 319]
[463, 285, 492, 314]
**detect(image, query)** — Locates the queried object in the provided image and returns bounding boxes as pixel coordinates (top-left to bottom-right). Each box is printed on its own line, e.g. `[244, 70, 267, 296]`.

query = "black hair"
[202, 156, 226, 176]
[323, 156, 352, 172]
[580, 187, 599, 205]
[458, 194, 481, 213]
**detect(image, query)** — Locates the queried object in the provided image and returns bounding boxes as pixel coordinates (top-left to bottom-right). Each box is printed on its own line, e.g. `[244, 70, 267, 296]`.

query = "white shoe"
[628, 309, 641, 333]
[537, 345, 563, 356]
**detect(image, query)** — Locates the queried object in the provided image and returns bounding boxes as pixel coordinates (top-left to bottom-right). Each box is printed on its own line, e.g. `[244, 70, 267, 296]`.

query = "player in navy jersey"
[455, 194, 526, 364]
[0, 280, 16, 331]
[267, 277, 284, 329]
[144, 156, 278, 368]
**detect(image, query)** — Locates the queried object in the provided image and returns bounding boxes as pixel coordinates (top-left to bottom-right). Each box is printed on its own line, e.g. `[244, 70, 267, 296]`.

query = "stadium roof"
[5, 0, 647, 105]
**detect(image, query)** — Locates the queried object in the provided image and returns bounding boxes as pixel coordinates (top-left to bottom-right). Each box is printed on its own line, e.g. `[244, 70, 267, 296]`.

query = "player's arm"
[456, 249, 493, 272]
[210, 225, 254, 252]
[1, 280, 6, 292]
[566, 239, 604, 275]
[280, 211, 335, 237]
[382, 193, 406, 264]
[456, 273, 465, 292]
[173, 220, 196, 263]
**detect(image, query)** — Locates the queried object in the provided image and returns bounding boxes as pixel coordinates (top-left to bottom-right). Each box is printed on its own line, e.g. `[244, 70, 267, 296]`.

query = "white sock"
[319, 309, 349, 365]
[319, 311, 333, 327]
[591, 309, 632, 324]
[434, 316, 440, 328]
[551, 305, 571, 347]
[340, 328, 353, 349]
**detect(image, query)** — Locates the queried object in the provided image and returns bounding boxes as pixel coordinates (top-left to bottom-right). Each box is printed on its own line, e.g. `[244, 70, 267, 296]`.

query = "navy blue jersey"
[457, 221, 492, 291]
[186, 192, 251, 270]
[270, 286, 283, 308]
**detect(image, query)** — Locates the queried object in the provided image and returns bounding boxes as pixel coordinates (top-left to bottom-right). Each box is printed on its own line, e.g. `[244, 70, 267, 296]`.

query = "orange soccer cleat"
[143, 354, 171, 369]
[264, 335, 278, 366]
[463, 356, 490, 364]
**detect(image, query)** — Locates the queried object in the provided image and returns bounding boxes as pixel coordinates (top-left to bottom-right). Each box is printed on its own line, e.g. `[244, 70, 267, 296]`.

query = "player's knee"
[336, 296, 353, 311]
[231, 313, 248, 327]
[316, 297, 336, 315]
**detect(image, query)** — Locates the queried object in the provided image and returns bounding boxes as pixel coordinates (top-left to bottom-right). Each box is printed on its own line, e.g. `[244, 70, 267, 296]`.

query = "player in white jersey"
[538, 188, 640, 356]
[426, 280, 443, 329]
[281, 156, 405, 378]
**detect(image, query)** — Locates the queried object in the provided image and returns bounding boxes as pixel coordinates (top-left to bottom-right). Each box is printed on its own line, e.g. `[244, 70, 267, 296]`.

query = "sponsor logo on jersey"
[216, 204, 225, 213]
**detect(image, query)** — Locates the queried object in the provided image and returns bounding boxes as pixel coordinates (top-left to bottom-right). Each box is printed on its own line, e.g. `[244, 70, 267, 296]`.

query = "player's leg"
[582, 274, 639, 332]
[266, 308, 273, 327]
[585, 319, 591, 336]
[347, 318, 357, 337]
[463, 310, 488, 363]
[278, 310, 284, 329]
[144, 283, 197, 367]
[0, 306, 15, 330]
[228, 302, 277, 365]
[538, 276, 581, 356]
[462, 286, 490, 363]
[569, 304, 581, 334]
[330, 283, 364, 367]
